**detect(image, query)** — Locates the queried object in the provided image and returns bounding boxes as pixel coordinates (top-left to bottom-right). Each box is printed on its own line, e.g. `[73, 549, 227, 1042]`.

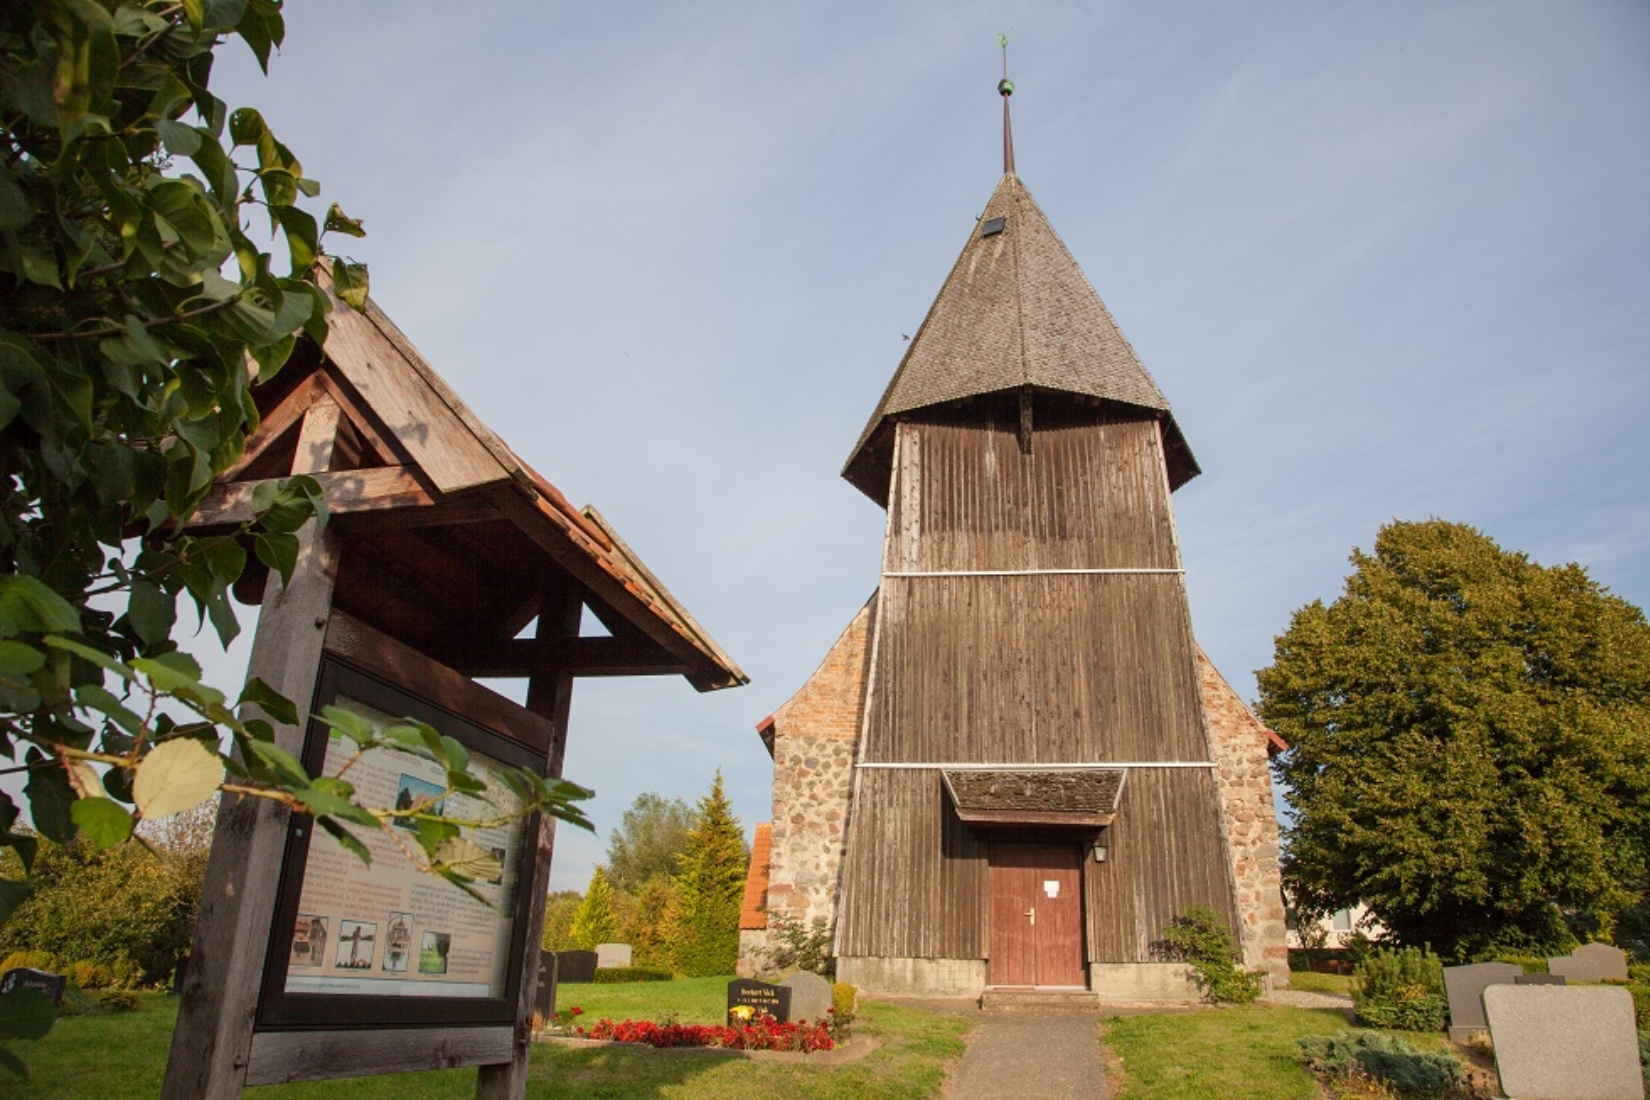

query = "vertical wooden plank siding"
[838, 405, 1239, 966]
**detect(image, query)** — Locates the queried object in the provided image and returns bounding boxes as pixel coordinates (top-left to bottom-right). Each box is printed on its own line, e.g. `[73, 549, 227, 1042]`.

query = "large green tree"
[605, 792, 692, 893]
[662, 771, 748, 977]
[1259, 519, 1650, 959]
[567, 866, 618, 951]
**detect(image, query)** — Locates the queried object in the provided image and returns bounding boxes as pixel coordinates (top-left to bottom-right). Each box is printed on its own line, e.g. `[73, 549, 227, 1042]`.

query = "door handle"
[1025, 907, 1035, 926]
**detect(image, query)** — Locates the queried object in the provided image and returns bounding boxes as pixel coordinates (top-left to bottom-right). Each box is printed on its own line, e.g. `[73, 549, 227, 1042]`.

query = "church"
[738, 78, 1289, 1002]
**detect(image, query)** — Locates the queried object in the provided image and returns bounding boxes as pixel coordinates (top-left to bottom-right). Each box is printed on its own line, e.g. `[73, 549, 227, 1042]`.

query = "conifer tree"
[663, 771, 749, 977]
[567, 867, 619, 950]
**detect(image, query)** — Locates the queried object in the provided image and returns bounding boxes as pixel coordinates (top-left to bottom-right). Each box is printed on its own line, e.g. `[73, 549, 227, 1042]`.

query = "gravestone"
[555, 949, 598, 984]
[533, 950, 558, 1026]
[1483, 985, 1642, 1100]
[0, 967, 65, 1005]
[1548, 955, 1604, 984]
[170, 955, 188, 997]
[727, 978, 791, 1024]
[595, 942, 632, 969]
[1572, 943, 1631, 982]
[779, 971, 833, 1024]
[1516, 972, 1567, 986]
[1443, 962, 1521, 1041]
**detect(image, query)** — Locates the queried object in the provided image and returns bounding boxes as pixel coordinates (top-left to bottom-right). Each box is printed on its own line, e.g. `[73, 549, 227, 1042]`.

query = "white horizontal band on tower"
[881, 568, 1184, 577]
[856, 761, 1217, 770]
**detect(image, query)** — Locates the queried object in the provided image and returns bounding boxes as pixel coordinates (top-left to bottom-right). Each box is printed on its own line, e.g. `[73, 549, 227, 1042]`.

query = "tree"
[567, 866, 618, 950]
[1259, 519, 1650, 959]
[661, 771, 748, 977]
[605, 792, 692, 893]
[540, 890, 581, 952]
[0, 0, 590, 929]
[616, 873, 675, 969]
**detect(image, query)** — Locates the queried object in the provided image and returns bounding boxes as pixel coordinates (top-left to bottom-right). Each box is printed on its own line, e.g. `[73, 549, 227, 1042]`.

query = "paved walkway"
[946, 1012, 1111, 1100]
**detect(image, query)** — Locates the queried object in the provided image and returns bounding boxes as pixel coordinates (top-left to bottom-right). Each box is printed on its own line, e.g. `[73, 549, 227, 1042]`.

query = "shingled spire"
[842, 104, 1199, 504]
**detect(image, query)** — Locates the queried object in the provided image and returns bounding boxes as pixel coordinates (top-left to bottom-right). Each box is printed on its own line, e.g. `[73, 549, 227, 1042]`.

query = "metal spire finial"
[997, 33, 1016, 176]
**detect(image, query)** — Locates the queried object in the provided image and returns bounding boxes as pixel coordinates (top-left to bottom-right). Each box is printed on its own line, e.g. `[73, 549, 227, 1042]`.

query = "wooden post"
[475, 576, 582, 1100]
[162, 400, 342, 1099]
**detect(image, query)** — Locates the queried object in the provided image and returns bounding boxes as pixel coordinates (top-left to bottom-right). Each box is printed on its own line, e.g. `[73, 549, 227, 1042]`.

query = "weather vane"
[997, 32, 1016, 175]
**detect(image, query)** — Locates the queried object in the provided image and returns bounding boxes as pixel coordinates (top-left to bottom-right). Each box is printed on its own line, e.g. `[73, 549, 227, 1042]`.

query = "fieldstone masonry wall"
[737, 596, 874, 975]
[1197, 647, 1291, 988]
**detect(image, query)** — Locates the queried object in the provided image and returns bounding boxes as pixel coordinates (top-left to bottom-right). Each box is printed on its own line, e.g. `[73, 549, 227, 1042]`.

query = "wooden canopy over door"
[989, 845, 1084, 988]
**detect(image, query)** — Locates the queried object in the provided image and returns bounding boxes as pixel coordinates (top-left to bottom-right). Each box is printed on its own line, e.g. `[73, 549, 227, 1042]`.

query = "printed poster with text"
[285, 696, 525, 998]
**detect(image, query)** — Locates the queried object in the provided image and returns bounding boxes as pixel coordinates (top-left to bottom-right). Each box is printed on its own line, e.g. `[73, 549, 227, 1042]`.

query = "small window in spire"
[981, 217, 1006, 238]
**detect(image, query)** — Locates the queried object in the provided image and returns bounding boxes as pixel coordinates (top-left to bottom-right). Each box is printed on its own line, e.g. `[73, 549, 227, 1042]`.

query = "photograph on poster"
[289, 915, 328, 968]
[335, 921, 377, 970]
[392, 774, 446, 832]
[382, 912, 413, 973]
[420, 932, 452, 975]
[281, 695, 526, 1000]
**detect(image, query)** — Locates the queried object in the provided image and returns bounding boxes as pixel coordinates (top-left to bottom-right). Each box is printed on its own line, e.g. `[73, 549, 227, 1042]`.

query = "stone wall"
[1198, 646, 1291, 988]
[737, 595, 874, 974]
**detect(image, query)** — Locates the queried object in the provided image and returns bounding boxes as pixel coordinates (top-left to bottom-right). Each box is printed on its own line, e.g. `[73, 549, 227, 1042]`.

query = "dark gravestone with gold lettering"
[727, 978, 791, 1024]
[532, 951, 558, 1026]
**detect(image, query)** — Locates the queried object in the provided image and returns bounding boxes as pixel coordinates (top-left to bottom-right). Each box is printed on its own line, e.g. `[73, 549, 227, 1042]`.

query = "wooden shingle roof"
[843, 174, 1199, 503]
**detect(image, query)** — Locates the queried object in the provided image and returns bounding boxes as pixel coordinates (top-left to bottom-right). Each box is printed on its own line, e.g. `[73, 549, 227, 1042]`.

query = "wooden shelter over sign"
[161, 282, 744, 1099]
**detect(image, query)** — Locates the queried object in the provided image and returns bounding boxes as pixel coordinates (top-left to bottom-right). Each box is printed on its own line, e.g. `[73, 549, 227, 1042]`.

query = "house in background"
[738, 82, 1289, 1002]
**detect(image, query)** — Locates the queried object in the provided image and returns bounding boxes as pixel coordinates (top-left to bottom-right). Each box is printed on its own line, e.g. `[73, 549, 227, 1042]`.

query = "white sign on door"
[1043, 880, 1060, 898]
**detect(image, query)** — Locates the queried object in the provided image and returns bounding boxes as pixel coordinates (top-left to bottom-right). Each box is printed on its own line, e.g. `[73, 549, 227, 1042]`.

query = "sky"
[182, 1, 1650, 892]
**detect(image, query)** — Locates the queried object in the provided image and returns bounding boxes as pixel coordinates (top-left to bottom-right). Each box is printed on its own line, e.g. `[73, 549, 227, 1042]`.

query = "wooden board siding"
[1086, 768, 1236, 961]
[837, 402, 1239, 967]
[835, 769, 986, 959]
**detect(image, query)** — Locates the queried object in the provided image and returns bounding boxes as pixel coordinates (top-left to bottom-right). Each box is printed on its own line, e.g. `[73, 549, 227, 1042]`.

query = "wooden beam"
[162, 399, 343, 1100]
[185, 466, 435, 529]
[476, 575, 582, 1100]
[426, 636, 690, 679]
[244, 1027, 514, 1086]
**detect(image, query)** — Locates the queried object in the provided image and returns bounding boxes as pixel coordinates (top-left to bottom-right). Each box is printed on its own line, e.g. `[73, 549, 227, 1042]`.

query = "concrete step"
[979, 988, 1102, 1014]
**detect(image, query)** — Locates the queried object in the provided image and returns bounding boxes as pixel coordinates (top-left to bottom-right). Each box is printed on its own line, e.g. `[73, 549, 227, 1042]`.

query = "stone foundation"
[1089, 963, 1202, 1004]
[837, 956, 988, 997]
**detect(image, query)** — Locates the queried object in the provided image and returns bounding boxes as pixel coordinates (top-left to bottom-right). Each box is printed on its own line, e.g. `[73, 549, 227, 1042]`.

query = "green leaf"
[126, 581, 175, 647]
[274, 206, 318, 273]
[316, 815, 371, 865]
[330, 258, 369, 311]
[245, 736, 309, 787]
[155, 118, 202, 156]
[43, 635, 132, 679]
[131, 651, 202, 692]
[24, 761, 75, 844]
[74, 683, 144, 736]
[133, 738, 224, 819]
[180, 0, 206, 33]
[317, 705, 375, 747]
[415, 816, 459, 860]
[323, 203, 365, 238]
[0, 878, 31, 929]
[0, 171, 34, 232]
[69, 797, 135, 849]
[0, 642, 45, 677]
[258, 168, 297, 208]
[253, 531, 298, 585]
[0, 577, 80, 637]
[432, 836, 503, 883]
[239, 677, 298, 726]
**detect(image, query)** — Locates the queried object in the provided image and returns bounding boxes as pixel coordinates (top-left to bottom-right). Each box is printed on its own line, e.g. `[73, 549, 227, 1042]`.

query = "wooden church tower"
[740, 77, 1288, 1000]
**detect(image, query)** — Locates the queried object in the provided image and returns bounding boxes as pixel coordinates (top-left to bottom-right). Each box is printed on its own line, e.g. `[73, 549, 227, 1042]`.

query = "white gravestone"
[1443, 962, 1522, 1042]
[595, 943, 632, 969]
[1483, 985, 1643, 1100]
[1571, 944, 1630, 982]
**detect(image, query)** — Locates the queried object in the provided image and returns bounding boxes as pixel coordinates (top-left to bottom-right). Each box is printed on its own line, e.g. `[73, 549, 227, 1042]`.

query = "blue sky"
[189, 2, 1650, 892]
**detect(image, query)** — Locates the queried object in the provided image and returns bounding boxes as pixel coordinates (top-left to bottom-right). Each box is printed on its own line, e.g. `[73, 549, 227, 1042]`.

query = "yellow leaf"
[133, 739, 223, 819]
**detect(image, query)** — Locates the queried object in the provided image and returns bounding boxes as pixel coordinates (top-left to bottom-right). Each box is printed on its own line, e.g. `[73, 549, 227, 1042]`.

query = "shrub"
[830, 982, 857, 1042]
[1631, 963, 1650, 985]
[96, 990, 139, 1013]
[1158, 905, 1265, 1004]
[1628, 986, 1650, 1032]
[1299, 1030, 1465, 1098]
[761, 913, 835, 978]
[1487, 954, 1548, 974]
[1352, 947, 1446, 1032]
[0, 950, 53, 975]
[590, 967, 672, 984]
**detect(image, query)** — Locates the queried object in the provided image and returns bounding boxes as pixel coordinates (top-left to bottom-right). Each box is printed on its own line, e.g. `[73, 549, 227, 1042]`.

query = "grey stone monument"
[595, 942, 632, 969]
[1483, 985, 1643, 1100]
[1443, 962, 1522, 1041]
[780, 970, 834, 1024]
[1548, 954, 1604, 984]
[533, 950, 558, 1026]
[555, 949, 598, 984]
[1572, 943, 1631, 982]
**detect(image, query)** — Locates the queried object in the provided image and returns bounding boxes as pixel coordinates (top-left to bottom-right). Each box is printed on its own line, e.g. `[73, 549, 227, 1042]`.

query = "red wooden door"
[989, 845, 1084, 987]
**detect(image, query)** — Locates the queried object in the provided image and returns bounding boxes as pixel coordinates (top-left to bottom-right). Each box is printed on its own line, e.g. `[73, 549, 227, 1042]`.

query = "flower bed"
[577, 1012, 835, 1053]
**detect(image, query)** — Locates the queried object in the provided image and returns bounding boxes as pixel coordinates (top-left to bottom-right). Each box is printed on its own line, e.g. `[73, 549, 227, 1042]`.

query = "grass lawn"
[1286, 971, 1353, 996]
[1104, 1004, 1449, 1100]
[3, 979, 972, 1100]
